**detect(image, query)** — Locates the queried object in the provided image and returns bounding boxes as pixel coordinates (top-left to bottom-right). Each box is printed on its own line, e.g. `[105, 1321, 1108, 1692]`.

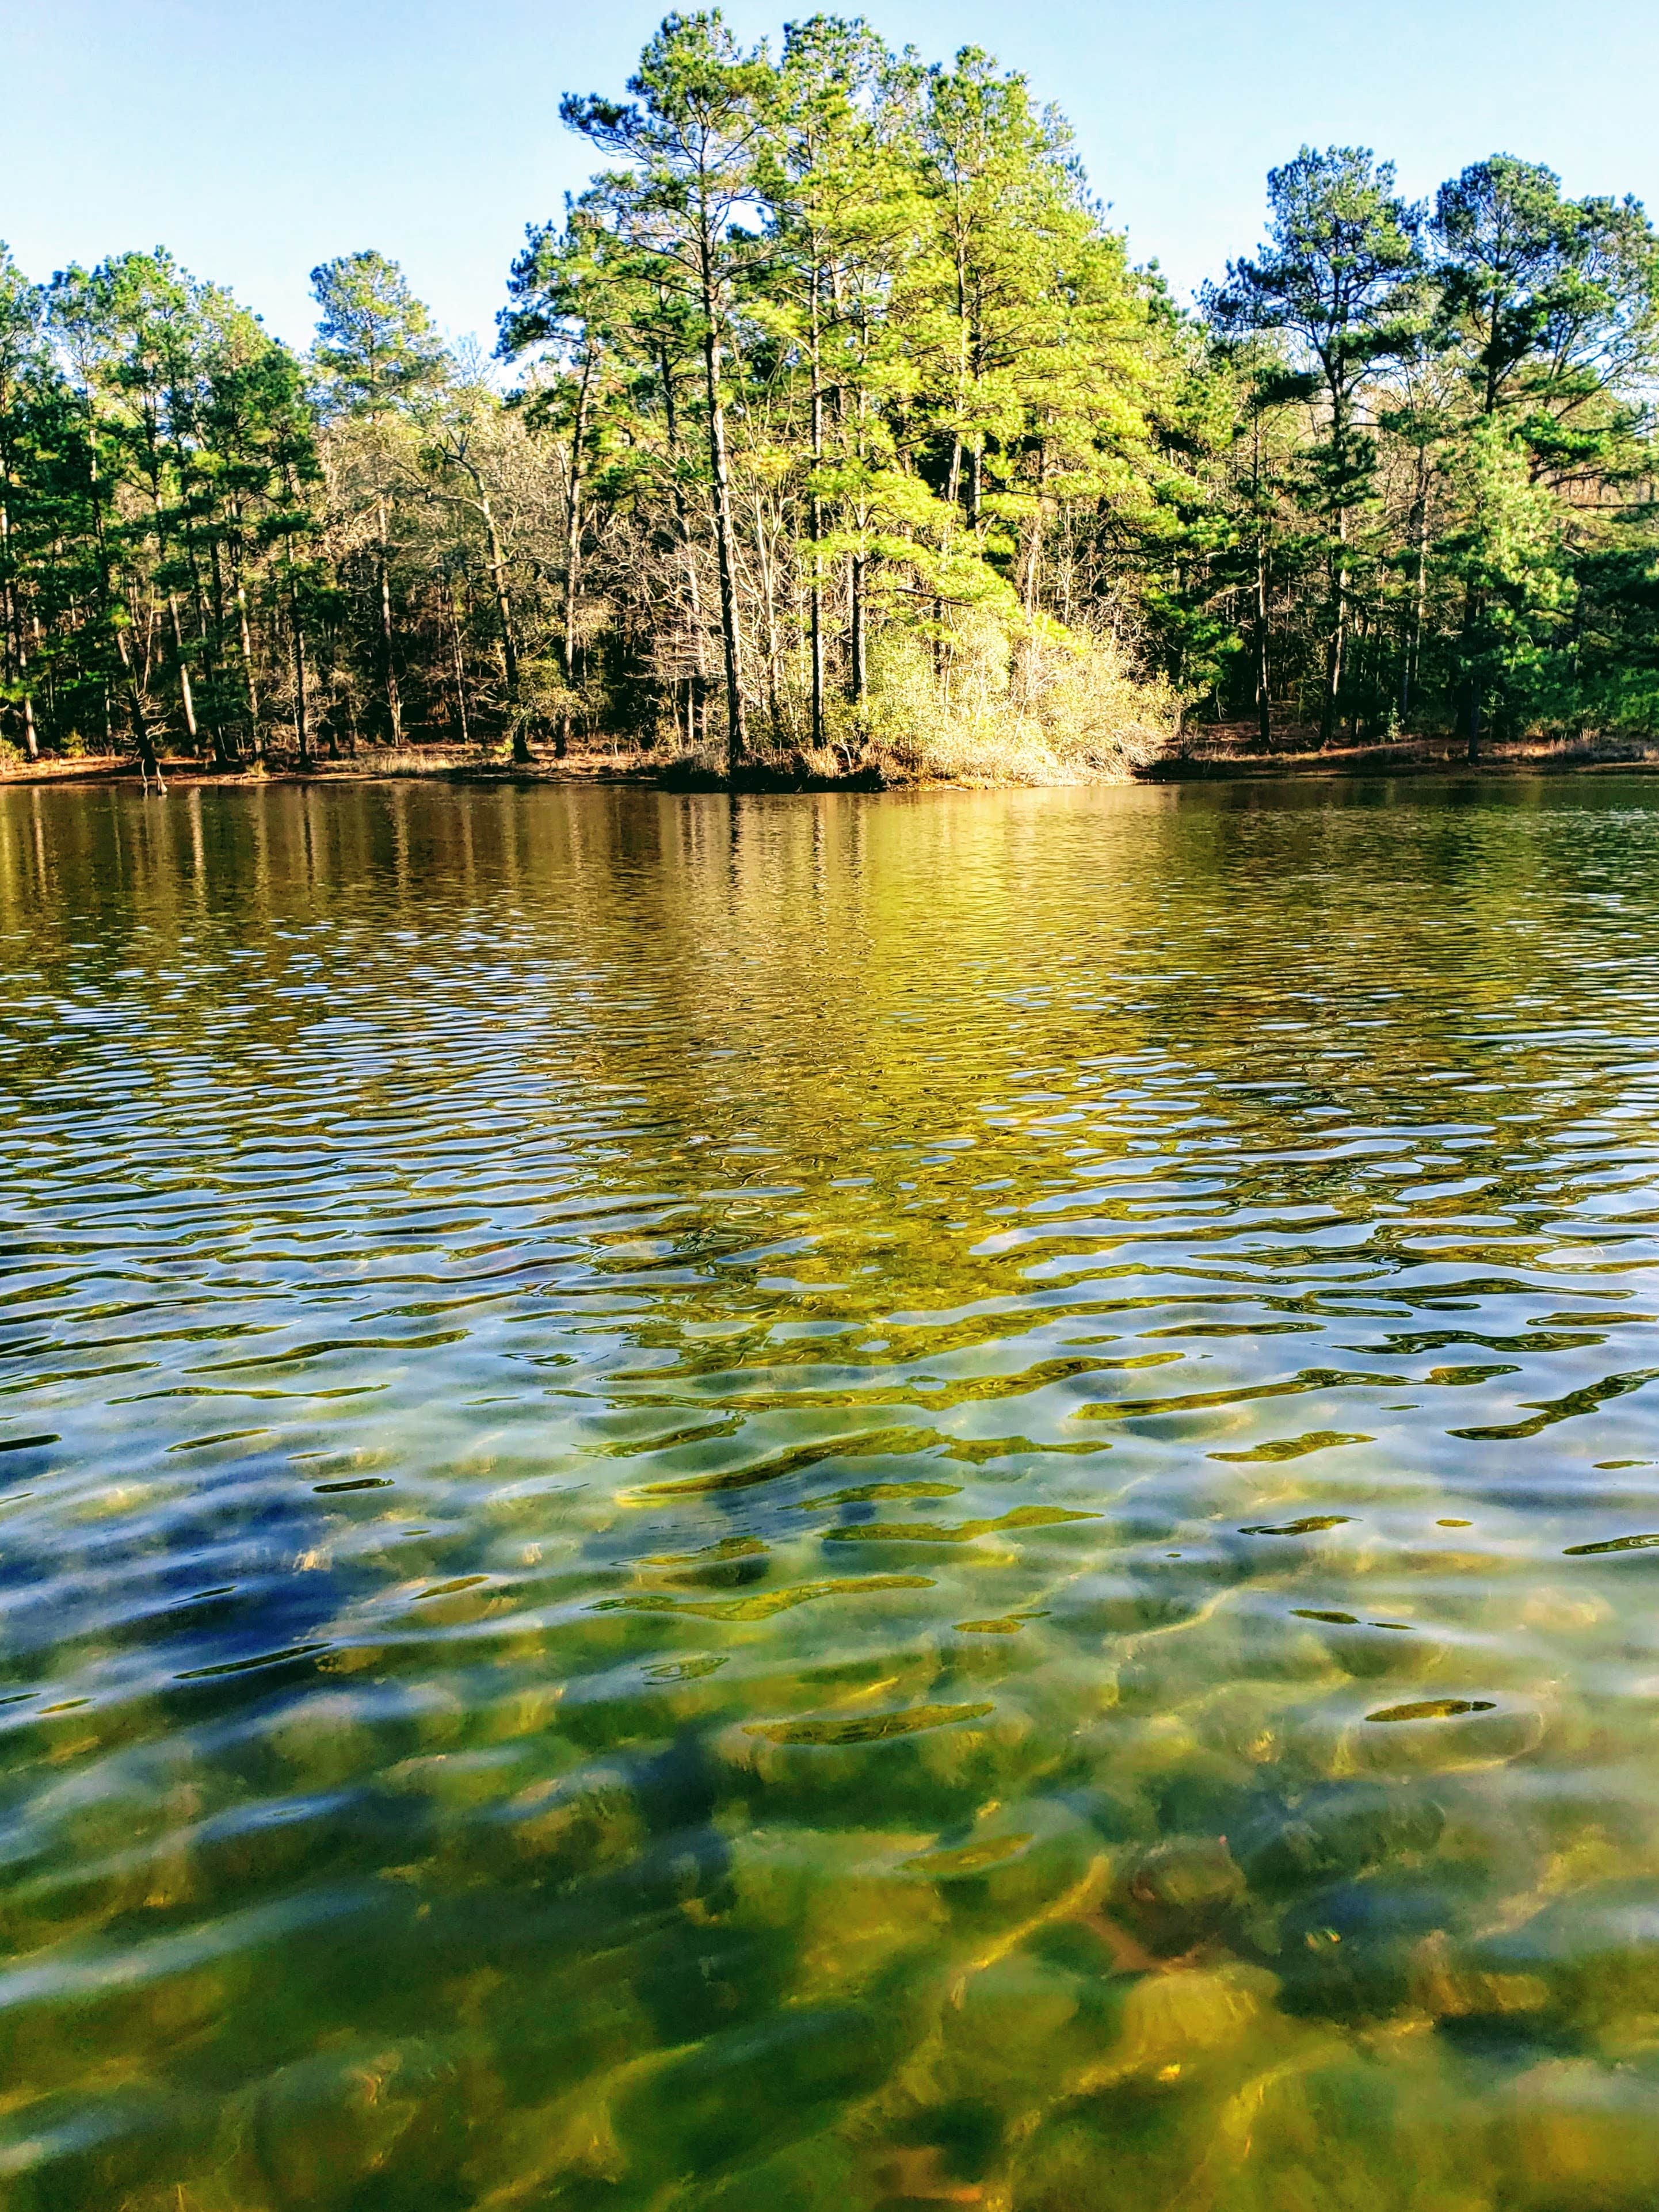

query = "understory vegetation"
[2, 13, 1657, 780]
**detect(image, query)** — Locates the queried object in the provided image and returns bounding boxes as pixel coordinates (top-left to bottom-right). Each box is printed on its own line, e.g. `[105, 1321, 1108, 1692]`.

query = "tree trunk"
[848, 551, 867, 708]
[479, 492, 524, 763]
[1320, 502, 1347, 748]
[1023, 441, 1047, 620]
[12, 603, 39, 761]
[377, 491, 401, 745]
[206, 536, 241, 767]
[166, 591, 201, 752]
[146, 465, 205, 759]
[846, 349, 869, 713]
[190, 583, 231, 766]
[33, 611, 53, 738]
[659, 343, 708, 751]
[291, 566, 311, 767]
[560, 349, 593, 761]
[948, 239, 968, 521]
[0, 500, 39, 761]
[116, 623, 160, 785]
[699, 242, 747, 775]
[230, 517, 261, 754]
[193, 587, 234, 767]
[1461, 581, 1481, 765]
[1318, 384, 1350, 751]
[164, 406, 235, 770]
[1408, 524, 1428, 721]
[1249, 412, 1271, 751]
[446, 575, 471, 747]
[808, 264, 825, 755]
[86, 407, 161, 784]
[1255, 532, 1272, 752]
[750, 484, 782, 733]
[1400, 458, 1429, 726]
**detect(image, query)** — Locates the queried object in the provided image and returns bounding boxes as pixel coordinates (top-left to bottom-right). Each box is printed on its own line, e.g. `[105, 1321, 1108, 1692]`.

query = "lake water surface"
[4, 776, 1659, 2211]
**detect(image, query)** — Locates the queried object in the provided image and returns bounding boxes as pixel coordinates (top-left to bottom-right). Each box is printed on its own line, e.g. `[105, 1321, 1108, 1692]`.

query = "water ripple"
[2, 778, 1658, 2207]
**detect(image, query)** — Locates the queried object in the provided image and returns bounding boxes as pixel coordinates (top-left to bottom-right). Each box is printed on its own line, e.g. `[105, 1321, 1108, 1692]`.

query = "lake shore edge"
[6, 735, 1659, 792]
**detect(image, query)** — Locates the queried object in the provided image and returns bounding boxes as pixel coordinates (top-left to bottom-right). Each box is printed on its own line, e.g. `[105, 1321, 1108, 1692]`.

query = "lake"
[3, 775, 1659, 2211]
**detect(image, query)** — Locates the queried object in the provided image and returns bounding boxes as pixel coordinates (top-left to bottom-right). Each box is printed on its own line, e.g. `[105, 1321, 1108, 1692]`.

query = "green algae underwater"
[3, 775, 1659, 2211]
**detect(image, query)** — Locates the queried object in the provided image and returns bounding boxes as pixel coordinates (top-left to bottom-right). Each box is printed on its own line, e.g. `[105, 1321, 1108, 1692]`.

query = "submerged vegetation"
[2, 14, 1659, 783]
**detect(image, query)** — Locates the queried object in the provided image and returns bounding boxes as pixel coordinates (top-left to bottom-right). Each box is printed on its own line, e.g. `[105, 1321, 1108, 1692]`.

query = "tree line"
[2, 11, 1656, 780]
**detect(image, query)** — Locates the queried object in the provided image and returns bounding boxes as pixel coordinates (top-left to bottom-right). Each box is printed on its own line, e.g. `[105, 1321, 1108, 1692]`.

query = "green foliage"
[1, 24, 1657, 774]
[310, 250, 447, 421]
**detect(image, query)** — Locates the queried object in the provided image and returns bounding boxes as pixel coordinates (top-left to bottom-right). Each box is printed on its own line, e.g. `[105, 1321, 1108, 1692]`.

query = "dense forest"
[2, 11, 1657, 781]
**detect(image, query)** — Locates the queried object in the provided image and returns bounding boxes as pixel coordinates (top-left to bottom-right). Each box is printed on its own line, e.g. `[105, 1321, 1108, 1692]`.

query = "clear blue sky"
[5, 0, 1654, 351]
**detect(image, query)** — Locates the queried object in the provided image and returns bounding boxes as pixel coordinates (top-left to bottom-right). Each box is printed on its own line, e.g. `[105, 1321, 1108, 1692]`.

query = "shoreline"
[1145, 733, 1659, 781]
[2, 738, 1657, 793]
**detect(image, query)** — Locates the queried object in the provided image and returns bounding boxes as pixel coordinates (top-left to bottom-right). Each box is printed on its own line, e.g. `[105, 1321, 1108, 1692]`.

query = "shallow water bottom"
[2, 777, 1658, 2210]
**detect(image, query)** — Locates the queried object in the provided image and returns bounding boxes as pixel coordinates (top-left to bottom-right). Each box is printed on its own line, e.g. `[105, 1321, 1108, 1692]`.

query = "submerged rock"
[1079, 1961, 1276, 2089]
[1115, 1835, 1247, 1956]
[1236, 1782, 1445, 1896]
[1276, 1874, 1455, 2022]
[253, 2039, 466, 2210]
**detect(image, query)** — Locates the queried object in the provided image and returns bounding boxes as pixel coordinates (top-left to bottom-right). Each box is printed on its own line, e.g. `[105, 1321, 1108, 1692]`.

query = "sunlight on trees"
[1, 13, 1656, 781]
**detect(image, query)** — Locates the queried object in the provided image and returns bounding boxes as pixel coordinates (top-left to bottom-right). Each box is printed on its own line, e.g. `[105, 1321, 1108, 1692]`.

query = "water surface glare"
[4, 777, 1659, 2211]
